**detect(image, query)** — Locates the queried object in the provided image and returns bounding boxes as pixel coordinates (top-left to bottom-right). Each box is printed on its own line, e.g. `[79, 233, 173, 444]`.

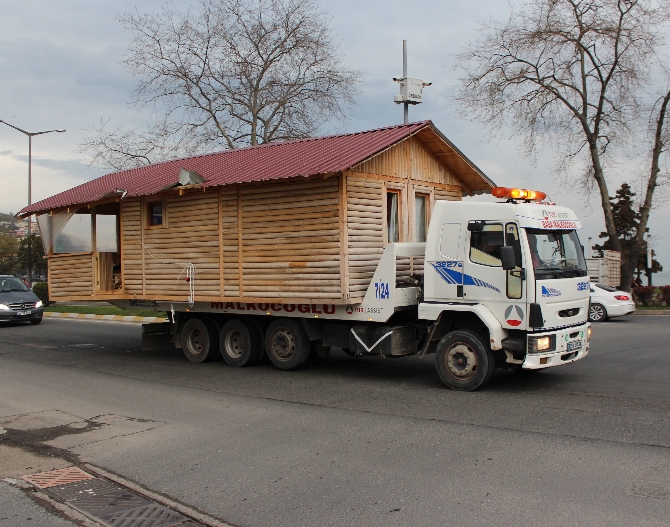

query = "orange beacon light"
[492, 187, 547, 201]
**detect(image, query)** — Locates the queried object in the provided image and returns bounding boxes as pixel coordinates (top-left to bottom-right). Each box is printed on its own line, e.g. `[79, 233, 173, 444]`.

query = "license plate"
[16, 310, 31, 316]
[567, 339, 582, 351]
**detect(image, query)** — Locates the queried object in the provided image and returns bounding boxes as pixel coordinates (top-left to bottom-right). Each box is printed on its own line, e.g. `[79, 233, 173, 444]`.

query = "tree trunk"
[619, 251, 638, 293]
[621, 89, 670, 292]
[589, 142, 622, 256]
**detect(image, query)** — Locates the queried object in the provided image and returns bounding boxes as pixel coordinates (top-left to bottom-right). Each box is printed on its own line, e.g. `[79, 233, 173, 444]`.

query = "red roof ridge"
[102, 120, 433, 178]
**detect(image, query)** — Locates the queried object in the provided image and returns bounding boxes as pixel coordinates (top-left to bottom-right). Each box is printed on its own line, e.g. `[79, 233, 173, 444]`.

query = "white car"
[588, 283, 636, 322]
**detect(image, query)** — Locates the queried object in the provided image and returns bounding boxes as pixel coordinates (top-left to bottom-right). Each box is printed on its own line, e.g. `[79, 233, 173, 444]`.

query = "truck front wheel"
[181, 317, 219, 363]
[435, 330, 495, 391]
[265, 318, 311, 370]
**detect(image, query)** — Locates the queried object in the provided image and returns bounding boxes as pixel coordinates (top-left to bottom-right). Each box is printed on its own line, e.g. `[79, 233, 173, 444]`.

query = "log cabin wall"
[47, 253, 94, 298]
[120, 192, 221, 298]
[343, 136, 463, 300]
[345, 175, 384, 298]
[239, 177, 341, 299]
[220, 187, 240, 297]
[120, 199, 143, 295]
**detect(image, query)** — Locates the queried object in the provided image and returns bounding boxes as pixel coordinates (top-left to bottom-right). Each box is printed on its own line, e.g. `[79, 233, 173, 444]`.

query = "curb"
[43, 312, 168, 324]
[631, 310, 670, 316]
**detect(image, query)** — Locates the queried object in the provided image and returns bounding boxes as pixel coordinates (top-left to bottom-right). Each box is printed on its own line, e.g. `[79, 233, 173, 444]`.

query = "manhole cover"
[23, 467, 94, 489]
[98, 503, 188, 527]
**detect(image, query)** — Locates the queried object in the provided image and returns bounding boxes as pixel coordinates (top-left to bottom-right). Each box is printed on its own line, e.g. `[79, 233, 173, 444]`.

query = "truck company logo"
[541, 286, 562, 297]
[211, 302, 336, 315]
[504, 305, 524, 326]
[577, 282, 589, 291]
[431, 261, 501, 293]
[541, 219, 577, 229]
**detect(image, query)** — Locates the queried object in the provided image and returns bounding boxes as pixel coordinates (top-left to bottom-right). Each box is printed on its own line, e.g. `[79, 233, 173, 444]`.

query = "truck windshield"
[525, 229, 588, 279]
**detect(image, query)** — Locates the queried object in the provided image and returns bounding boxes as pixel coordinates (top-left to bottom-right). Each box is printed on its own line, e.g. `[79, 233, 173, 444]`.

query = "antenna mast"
[393, 40, 431, 124]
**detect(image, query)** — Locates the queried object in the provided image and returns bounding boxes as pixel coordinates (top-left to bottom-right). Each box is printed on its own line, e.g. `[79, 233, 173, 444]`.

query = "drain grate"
[24, 467, 203, 527]
[23, 467, 94, 488]
[46, 477, 123, 502]
[98, 503, 188, 527]
[49, 480, 151, 517]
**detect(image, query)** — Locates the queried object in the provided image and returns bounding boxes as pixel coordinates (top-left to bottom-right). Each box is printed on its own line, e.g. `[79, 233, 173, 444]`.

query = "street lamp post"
[0, 120, 65, 286]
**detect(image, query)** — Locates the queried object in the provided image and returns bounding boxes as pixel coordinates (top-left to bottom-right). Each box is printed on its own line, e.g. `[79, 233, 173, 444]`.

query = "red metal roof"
[21, 121, 478, 216]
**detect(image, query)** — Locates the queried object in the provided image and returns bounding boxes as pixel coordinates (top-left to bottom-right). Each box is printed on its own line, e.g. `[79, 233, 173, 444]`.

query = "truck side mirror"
[467, 222, 484, 232]
[500, 246, 516, 270]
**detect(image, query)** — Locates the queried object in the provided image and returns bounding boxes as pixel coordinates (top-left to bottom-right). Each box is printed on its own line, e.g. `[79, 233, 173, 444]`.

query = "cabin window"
[469, 223, 504, 267]
[96, 214, 118, 252]
[54, 213, 92, 253]
[415, 194, 428, 242]
[148, 201, 163, 226]
[387, 191, 400, 243]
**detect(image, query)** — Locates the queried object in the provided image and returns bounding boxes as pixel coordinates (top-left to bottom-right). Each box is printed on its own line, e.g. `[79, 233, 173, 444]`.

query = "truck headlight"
[35, 300, 43, 308]
[528, 335, 556, 353]
[0, 303, 9, 311]
[587, 327, 592, 341]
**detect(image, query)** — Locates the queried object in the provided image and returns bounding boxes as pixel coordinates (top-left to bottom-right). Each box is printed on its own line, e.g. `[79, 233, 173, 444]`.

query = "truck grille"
[8, 302, 36, 310]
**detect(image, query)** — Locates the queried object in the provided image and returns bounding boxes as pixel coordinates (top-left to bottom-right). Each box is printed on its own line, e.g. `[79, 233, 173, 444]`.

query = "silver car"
[0, 275, 45, 324]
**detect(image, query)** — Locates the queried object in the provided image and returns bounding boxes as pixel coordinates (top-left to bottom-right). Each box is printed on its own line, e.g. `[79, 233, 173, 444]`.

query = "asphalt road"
[0, 316, 669, 526]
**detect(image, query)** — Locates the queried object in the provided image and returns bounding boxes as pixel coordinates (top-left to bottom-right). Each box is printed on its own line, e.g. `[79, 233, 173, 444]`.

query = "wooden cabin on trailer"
[19, 121, 494, 305]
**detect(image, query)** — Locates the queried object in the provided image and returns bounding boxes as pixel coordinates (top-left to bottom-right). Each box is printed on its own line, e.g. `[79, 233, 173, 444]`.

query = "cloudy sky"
[1, 0, 668, 267]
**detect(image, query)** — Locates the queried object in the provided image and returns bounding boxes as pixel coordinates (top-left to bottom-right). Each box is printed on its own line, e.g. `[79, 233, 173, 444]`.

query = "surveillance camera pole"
[403, 40, 408, 124]
[0, 120, 66, 287]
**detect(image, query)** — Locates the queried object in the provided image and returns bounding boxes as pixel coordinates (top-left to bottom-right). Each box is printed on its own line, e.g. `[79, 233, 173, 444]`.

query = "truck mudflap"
[349, 325, 417, 357]
[522, 323, 590, 369]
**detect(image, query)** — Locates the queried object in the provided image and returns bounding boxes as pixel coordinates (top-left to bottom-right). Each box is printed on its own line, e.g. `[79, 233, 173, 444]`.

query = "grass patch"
[45, 305, 167, 318]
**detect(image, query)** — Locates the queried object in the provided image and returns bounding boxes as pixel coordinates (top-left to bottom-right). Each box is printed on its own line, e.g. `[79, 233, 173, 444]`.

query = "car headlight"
[35, 300, 43, 308]
[0, 303, 9, 311]
[528, 334, 556, 353]
[587, 327, 592, 341]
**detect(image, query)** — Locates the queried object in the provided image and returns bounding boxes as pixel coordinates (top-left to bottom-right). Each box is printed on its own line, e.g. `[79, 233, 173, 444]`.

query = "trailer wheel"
[265, 318, 310, 370]
[219, 319, 263, 367]
[435, 330, 495, 391]
[181, 317, 219, 363]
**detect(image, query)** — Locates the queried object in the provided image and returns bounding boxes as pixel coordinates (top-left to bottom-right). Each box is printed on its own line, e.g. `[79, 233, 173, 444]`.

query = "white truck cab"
[419, 190, 591, 389]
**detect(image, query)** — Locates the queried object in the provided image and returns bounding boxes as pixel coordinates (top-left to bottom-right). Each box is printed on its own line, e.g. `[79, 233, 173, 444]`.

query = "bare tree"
[81, 0, 361, 170]
[457, 0, 669, 290]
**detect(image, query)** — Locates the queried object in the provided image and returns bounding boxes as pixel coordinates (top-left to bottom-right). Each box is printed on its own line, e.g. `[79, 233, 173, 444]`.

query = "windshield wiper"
[535, 266, 564, 273]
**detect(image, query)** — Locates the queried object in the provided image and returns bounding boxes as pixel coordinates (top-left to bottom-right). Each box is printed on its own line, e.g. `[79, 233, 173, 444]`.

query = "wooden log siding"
[435, 187, 462, 201]
[352, 136, 461, 186]
[143, 192, 221, 297]
[346, 176, 384, 297]
[239, 177, 342, 299]
[120, 199, 143, 295]
[47, 253, 94, 298]
[220, 187, 240, 297]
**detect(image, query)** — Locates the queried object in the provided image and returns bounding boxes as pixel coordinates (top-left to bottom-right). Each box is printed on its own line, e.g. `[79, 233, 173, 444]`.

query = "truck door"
[463, 222, 527, 329]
